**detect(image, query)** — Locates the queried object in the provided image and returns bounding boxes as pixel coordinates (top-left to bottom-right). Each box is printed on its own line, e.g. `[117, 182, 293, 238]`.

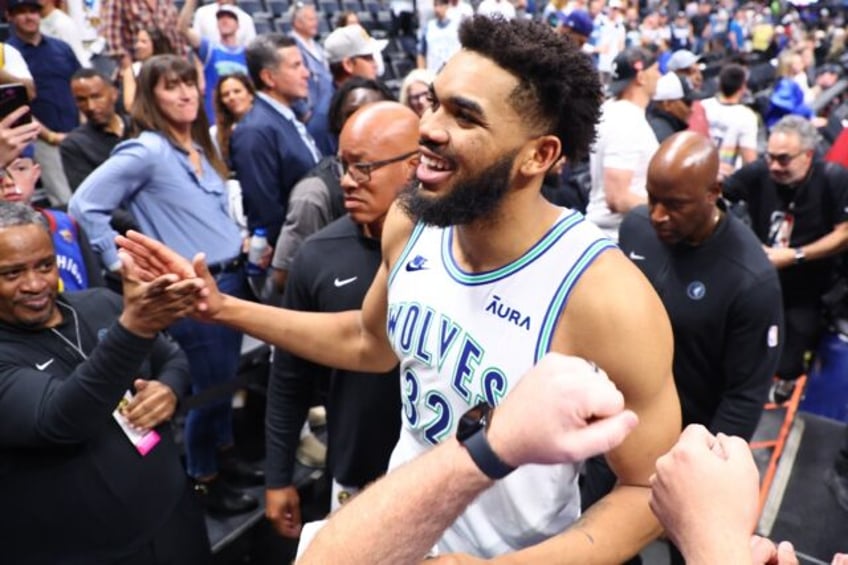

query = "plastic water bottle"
[246, 228, 268, 277]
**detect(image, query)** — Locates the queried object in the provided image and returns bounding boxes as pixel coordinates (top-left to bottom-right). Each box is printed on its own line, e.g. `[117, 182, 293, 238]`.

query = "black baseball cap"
[6, 0, 41, 11]
[609, 47, 658, 97]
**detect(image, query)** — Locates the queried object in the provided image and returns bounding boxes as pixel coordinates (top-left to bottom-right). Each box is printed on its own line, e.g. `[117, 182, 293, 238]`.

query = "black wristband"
[462, 426, 516, 480]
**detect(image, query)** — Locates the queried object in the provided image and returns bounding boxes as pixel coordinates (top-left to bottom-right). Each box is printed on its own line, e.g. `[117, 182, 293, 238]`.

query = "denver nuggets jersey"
[386, 209, 616, 557]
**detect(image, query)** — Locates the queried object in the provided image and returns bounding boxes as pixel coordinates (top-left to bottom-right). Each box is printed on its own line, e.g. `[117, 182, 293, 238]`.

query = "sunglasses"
[765, 151, 806, 167]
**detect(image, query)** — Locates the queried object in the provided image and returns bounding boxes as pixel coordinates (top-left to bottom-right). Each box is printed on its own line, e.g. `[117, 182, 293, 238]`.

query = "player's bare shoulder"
[382, 200, 418, 270]
[555, 247, 673, 365]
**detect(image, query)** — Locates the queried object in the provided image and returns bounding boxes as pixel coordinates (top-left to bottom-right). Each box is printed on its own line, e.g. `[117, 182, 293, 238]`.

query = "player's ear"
[518, 135, 561, 177]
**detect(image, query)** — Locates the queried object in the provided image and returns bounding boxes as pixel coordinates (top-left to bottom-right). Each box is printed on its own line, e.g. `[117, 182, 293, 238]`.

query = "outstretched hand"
[116, 230, 197, 281]
[486, 353, 638, 468]
[117, 250, 205, 337]
[116, 231, 223, 318]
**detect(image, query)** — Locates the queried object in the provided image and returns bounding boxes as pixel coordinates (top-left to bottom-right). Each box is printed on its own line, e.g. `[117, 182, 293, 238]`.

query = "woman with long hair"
[211, 73, 256, 237]
[212, 72, 255, 163]
[70, 54, 260, 516]
[121, 27, 175, 111]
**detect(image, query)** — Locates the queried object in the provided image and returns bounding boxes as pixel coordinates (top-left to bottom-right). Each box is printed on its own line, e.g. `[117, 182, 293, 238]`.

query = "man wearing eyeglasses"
[264, 101, 417, 539]
[723, 115, 848, 404]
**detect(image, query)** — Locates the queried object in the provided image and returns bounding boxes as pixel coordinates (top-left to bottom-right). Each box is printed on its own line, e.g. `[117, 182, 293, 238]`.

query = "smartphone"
[0, 83, 30, 128]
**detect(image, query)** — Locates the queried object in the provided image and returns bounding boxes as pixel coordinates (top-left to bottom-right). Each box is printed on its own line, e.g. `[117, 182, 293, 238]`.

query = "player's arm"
[300, 353, 638, 565]
[118, 203, 414, 373]
[498, 250, 680, 564]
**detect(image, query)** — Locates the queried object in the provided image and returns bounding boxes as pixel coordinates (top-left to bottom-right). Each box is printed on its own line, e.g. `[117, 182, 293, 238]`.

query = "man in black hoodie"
[648, 72, 693, 143]
[0, 201, 209, 564]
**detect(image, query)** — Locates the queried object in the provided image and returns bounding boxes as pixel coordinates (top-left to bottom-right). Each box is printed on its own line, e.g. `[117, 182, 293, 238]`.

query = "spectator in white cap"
[306, 25, 387, 155]
[324, 24, 386, 85]
[667, 48, 709, 136]
[192, 0, 256, 46]
[587, 47, 660, 241]
[667, 48, 703, 91]
[648, 72, 693, 143]
[475, 0, 516, 20]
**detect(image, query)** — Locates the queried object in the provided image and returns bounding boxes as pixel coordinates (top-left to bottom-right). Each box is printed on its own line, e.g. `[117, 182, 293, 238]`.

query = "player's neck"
[451, 194, 560, 273]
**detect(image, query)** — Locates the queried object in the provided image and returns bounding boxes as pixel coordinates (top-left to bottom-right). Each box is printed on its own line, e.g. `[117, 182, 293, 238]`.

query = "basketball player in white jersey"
[118, 15, 681, 563]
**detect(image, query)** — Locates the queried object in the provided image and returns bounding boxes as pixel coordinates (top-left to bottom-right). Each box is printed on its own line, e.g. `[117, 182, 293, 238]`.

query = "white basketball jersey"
[386, 209, 616, 557]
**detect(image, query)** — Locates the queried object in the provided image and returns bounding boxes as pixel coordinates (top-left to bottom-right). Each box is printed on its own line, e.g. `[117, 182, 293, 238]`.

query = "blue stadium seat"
[319, 0, 340, 14]
[374, 9, 392, 31]
[266, 0, 291, 16]
[341, 0, 362, 12]
[357, 10, 375, 32]
[239, 0, 264, 14]
[274, 14, 293, 33]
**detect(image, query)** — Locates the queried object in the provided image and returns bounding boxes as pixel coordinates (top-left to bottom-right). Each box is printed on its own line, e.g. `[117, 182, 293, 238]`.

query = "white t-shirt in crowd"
[1, 43, 33, 80]
[701, 96, 758, 170]
[587, 98, 659, 241]
[41, 8, 92, 67]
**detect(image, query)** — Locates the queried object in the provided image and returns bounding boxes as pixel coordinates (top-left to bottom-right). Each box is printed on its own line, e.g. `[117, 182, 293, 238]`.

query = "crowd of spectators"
[1, 0, 848, 562]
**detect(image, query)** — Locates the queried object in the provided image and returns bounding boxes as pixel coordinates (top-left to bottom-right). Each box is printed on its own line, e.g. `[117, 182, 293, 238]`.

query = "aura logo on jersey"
[387, 301, 509, 445]
[485, 294, 531, 331]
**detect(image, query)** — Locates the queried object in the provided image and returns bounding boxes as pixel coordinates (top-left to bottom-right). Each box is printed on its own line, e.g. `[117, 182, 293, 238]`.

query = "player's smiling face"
[407, 50, 537, 226]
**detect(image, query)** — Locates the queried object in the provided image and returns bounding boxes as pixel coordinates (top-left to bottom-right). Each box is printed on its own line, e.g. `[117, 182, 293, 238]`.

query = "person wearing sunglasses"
[648, 72, 694, 143]
[723, 115, 848, 406]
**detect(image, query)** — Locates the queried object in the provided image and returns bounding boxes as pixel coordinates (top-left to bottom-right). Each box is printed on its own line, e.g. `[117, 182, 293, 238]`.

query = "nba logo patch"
[59, 228, 73, 243]
[686, 281, 706, 301]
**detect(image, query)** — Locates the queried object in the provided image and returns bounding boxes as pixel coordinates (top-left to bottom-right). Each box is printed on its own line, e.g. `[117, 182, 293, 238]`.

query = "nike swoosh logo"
[405, 256, 429, 271]
[35, 359, 54, 371]
[628, 251, 646, 261]
[334, 276, 358, 287]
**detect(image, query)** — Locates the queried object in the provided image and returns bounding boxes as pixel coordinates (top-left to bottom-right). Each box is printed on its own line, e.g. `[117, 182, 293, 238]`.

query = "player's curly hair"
[459, 16, 602, 163]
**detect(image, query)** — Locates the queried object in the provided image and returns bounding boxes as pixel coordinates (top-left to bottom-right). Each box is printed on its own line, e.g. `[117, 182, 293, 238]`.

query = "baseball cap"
[609, 47, 658, 97]
[324, 25, 388, 64]
[653, 72, 693, 102]
[667, 49, 704, 72]
[19, 143, 34, 160]
[6, 0, 41, 11]
[563, 10, 593, 37]
[216, 5, 239, 19]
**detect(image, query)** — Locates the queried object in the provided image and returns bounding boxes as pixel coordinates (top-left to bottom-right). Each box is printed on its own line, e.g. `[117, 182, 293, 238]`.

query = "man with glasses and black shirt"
[723, 115, 848, 403]
[264, 102, 416, 538]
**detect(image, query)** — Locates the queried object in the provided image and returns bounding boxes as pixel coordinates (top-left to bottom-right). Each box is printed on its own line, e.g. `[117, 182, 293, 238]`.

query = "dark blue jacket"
[230, 96, 317, 243]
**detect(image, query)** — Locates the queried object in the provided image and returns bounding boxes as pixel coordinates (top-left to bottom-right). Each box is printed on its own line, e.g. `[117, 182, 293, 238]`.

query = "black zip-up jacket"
[0, 288, 191, 564]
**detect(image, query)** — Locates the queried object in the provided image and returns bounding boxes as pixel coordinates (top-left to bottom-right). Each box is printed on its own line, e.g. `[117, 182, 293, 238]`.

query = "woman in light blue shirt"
[70, 54, 259, 515]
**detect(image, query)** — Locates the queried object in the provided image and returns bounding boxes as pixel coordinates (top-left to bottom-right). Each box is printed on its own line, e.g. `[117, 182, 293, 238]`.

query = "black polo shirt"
[60, 116, 130, 191]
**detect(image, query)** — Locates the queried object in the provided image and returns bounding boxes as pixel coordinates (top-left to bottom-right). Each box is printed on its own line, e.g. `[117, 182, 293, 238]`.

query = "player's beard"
[399, 149, 518, 228]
